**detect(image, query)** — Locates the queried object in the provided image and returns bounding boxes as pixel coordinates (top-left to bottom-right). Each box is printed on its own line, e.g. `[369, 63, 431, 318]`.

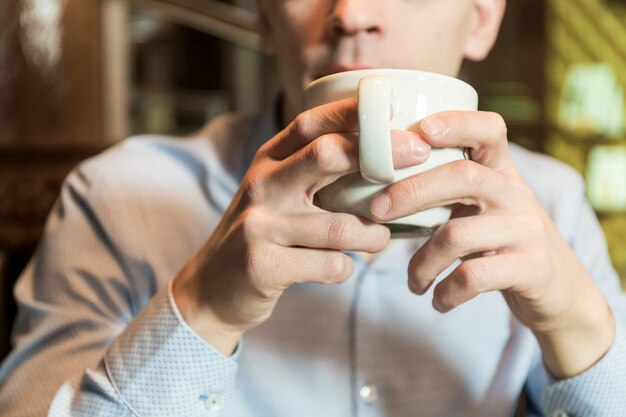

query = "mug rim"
[306, 68, 477, 96]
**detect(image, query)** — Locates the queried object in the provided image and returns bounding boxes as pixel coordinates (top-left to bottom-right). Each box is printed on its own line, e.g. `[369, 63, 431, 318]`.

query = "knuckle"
[239, 208, 266, 242]
[370, 225, 391, 251]
[242, 169, 270, 202]
[457, 160, 484, 185]
[438, 221, 470, 251]
[326, 214, 356, 247]
[293, 112, 313, 139]
[488, 112, 508, 139]
[456, 261, 484, 291]
[393, 176, 423, 205]
[322, 251, 350, 281]
[309, 136, 341, 173]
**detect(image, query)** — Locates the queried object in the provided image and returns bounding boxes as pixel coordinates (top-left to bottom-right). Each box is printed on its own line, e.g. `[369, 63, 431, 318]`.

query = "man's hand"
[172, 97, 431, 355]
[368, 110, 615, 379]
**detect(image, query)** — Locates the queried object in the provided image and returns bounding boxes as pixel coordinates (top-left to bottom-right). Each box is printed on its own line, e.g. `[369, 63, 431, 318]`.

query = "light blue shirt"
[1, 109, 625, 417]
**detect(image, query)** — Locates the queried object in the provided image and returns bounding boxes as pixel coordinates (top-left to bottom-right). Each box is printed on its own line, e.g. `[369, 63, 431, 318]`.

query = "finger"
[261, 97, 359, 160]
[370, 159, 530, 221]
[275, 129, 430, 195]
[408, 214, 542, 295]
[431, 251, 546, 313]
[276, 212, 391, 253]
[275, 246, 355, 286]
[416, 111, 516, 173]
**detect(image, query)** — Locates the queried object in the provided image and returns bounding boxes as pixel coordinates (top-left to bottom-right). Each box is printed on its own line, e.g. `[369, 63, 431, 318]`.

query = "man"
[1, 0, 625, 415]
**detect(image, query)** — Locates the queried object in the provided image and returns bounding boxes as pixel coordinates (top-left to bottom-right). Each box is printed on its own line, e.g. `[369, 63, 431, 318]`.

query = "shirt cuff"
[541, 316, 626, 417]
[104, 280, 238, 417]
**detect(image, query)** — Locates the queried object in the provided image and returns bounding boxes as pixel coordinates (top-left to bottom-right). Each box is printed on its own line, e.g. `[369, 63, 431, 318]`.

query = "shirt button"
[203, 393, 222, 412]
[552, 411, 568, 417]
[359, 384, 379, 404]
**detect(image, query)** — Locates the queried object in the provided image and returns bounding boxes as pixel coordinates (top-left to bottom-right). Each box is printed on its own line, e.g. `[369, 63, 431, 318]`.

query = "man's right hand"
[172, 97, 431, 355]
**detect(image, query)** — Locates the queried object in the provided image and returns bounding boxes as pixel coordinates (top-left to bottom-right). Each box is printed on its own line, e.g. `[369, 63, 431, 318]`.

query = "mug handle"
[358, 75, 395, 183]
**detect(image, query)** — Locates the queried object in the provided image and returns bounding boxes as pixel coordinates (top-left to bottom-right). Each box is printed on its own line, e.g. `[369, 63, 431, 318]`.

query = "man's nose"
[326, 0, 382, 37]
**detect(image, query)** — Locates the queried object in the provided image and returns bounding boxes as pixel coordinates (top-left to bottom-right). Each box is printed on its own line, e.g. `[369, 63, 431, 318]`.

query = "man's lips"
[315, 65, 374, 79]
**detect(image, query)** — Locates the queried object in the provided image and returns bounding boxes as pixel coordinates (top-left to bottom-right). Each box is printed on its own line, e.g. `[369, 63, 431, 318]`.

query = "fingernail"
[412, 138, 431, 156]
[370, 192, 390, 218]
[421, 117, 446, 138]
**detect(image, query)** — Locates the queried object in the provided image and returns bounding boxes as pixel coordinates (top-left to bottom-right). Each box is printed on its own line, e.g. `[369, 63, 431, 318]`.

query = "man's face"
[258, 0, 499, 116]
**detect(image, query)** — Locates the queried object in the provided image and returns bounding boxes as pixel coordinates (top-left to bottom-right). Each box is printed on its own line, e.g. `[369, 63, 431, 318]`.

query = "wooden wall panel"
[0, 0, 106, 359]
[0, 0, 101, 148]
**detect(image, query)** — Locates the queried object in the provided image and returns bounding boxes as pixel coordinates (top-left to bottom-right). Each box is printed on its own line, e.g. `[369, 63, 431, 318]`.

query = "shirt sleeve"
[48, 281, 239, 417]
[0, 142, 239, 417]
[539, 317, 626, 417]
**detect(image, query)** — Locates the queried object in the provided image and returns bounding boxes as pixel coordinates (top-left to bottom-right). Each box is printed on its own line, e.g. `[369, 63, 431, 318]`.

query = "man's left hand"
[368, 110, 615, 379]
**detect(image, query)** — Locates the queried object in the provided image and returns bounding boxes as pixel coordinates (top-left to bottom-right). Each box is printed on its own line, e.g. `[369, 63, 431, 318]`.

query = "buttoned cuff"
[104, 280, 238, 417]
[541, 317, 626, 417]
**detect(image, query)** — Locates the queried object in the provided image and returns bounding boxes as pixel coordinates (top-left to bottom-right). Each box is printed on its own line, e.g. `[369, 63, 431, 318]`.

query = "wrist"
[172, 275, 243, 356]
[534, 288, 615, 379]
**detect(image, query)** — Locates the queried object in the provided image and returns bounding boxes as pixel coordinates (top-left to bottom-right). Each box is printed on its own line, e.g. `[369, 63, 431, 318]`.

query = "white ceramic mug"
[304, 69, 478, 235]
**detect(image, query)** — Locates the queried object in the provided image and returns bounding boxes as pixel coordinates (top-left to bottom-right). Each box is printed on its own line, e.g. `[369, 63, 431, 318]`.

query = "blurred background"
[1, 0, 626, 359]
